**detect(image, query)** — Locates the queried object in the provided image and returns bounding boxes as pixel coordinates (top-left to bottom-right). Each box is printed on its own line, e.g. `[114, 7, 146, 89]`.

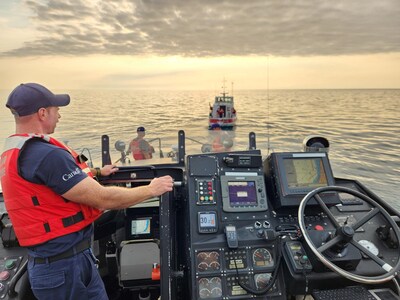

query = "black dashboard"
[0, 148, 399, 300]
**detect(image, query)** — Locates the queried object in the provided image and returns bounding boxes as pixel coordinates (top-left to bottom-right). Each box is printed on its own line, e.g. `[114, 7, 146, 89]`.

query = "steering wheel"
[298, 186, 400, 284]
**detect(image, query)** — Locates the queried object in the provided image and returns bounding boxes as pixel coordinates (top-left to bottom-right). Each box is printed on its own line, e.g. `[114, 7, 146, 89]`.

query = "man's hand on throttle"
[148, 176, 174, 196]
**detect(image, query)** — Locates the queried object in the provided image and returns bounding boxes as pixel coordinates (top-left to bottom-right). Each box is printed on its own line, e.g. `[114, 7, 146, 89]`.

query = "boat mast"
[221, 78, 227, 99]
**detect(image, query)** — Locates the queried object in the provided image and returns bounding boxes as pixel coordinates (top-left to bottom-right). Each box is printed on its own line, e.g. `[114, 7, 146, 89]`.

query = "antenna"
[266, 56, 271, 155]
[221, 78, 227, 96]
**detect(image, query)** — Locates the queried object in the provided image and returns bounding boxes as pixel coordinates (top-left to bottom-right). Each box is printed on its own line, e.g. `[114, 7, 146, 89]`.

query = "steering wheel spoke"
[317, 235, 343, 253]
[350, 207, 380, 231]
[314, 193, 341, 229]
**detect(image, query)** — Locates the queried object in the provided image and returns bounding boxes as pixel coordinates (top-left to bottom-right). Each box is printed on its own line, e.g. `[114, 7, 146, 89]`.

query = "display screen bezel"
[220, 174, 268, 212]
[268, 152, 338, 208]
[131, 218, 151, 235]
[276, 153, 334, 197]
[198, 211, 218, 233]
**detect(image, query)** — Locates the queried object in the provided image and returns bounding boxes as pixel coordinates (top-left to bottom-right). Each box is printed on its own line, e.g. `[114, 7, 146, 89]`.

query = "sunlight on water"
[1, 89, 399, 209]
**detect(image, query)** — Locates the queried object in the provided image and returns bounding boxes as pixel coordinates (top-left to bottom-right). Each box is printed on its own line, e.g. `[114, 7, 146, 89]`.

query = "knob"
[5, 259, 16, 270]
[0, 271, 10, 281]
[254, 221, 262, 229]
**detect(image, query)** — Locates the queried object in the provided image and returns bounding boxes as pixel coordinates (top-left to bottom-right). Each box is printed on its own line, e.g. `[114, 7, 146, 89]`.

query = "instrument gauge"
[209, 261, 220, 269]
[198, 278, 210, 286]
[210, 286, 222, 297]
[254, 273, 272, 290]
[199, 288, 211, 299]
[197, 262, 209, 271]
[252, 248, 273, 267]
[209, 277, 222, 297]
[196, 251, 220, 272]
[209, 277, 221, 285]
[208, 251, 219, 260]
[358, 240, 379, 256]
[197, 252, 208, 260]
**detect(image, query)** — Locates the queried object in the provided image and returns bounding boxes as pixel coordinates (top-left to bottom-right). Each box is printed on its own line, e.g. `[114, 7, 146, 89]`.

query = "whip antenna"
[266, 56, 271, 155]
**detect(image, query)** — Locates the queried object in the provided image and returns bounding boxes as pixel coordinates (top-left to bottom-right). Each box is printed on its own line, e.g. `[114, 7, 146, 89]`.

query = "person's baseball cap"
[6, 83, 70, 117]
[137, 126, 146, 132]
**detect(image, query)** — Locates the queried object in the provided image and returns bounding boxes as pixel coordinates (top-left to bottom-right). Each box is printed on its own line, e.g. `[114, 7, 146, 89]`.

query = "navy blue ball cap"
[6, 83, 70, 116]
[137, 126, 146, 132]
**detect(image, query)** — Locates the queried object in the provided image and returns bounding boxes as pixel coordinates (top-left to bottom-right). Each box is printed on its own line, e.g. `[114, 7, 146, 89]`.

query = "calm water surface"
[1, 89, 399, 209]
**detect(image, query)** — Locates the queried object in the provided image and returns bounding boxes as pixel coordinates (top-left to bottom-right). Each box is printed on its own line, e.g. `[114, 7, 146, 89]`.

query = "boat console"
[0, 131, 400, 300]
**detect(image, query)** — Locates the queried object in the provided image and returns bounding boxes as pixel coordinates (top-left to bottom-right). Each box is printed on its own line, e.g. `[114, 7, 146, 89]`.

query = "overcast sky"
[0, 0, 399, 90]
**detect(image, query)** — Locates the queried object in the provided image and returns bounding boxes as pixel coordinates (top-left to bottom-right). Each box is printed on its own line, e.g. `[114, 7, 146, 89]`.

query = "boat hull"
[208, 118, 237, 129]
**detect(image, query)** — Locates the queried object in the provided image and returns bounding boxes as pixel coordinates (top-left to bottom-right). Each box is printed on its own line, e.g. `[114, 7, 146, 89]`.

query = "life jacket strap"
[62, 211, 84, 227]
[32, 196, 39, 206]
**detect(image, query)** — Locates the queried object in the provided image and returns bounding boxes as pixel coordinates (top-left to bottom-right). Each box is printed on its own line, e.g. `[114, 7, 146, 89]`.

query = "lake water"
[1, 89, 399, 209]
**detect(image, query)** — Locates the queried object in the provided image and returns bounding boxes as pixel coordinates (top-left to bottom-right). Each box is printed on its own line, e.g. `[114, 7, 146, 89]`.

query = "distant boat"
[208, 90, 237, 130]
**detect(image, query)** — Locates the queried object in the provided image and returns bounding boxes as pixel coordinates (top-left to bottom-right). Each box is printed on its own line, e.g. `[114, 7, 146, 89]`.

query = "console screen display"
[283, 158, 327, 189]
[199, 213, 216, 228]
[131, 219, 151, 235]
[228, 181, 257, 206]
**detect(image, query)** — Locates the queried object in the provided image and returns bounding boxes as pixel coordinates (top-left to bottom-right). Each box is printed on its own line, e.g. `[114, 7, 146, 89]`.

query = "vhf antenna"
[267, 55, 271, 155]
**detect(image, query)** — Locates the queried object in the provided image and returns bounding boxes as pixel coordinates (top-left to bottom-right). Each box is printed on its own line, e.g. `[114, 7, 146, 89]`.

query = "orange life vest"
[130, 138, 145, 160]
[130, 138, 152, 160]
[0, 134, 102, 246]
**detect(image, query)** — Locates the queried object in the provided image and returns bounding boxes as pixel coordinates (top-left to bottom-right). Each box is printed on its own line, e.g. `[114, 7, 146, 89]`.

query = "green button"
[5, 259, 16, 270]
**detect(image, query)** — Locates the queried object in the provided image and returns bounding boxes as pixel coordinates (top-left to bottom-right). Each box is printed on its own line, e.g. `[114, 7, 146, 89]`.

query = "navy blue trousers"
[28, 249, 108, 300]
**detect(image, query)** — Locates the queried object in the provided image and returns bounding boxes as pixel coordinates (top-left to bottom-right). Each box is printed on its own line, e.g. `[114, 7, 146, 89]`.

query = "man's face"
[43, 106, 60, 134]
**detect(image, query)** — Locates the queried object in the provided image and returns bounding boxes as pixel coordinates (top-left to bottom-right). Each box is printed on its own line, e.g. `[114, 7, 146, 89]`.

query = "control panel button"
[0, 271, 10, 281]
[5, 259, 16, 270]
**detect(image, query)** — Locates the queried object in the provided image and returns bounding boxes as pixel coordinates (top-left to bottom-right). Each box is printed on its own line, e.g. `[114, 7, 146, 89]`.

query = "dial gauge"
[252, 248, 273, 267]
[254, 273, 272, 290]
[358, 239, 379, 256]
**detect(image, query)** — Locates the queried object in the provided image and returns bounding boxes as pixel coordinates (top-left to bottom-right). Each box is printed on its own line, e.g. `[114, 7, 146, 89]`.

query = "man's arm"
[62, 175, 173, 210]
[21, 143, 173, 210]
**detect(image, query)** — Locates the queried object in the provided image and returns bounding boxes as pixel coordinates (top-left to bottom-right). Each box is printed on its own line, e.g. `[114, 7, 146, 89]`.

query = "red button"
[314, 225, 324, 231]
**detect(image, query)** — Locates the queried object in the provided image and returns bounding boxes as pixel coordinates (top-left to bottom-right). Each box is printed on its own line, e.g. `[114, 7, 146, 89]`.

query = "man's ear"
[37, 108, 47, 120]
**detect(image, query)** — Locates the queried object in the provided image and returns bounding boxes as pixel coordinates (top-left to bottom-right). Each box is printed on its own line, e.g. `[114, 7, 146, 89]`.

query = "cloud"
[1, 0, 400, 57]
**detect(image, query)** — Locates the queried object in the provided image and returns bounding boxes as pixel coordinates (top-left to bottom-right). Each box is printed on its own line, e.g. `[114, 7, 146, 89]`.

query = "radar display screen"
[265, 152, 338, 208]
[283, 157, 328, 189]
[227, 181, 257, 206]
